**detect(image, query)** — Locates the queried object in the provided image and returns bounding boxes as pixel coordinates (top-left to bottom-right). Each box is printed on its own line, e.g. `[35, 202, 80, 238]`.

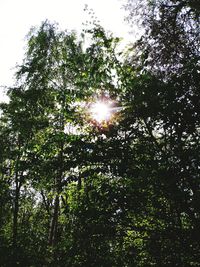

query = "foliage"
[124, 0, 200, 77]
[0, 6, 200, 266]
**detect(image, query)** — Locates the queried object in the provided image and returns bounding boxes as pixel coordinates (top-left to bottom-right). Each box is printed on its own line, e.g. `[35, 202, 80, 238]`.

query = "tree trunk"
[48, 194, 59, 246]
[48, 142, 64, 247]
[48, 93, 65, 247]
[12, 166, 22, 267]
[12, 155, 22, 248]
[13, 182, 20, 247]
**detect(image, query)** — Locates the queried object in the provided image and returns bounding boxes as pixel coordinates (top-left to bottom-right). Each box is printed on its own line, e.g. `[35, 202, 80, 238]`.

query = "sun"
[90, 101, 112, 123]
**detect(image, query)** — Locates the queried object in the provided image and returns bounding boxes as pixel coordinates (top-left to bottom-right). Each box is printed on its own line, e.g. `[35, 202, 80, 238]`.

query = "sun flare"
[90, 101, 112, 123]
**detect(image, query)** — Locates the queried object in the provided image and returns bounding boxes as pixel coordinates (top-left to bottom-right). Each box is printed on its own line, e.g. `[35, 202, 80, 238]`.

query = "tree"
[0, 21, 123, 266]
[122, 1, 200, 265]
[0, 7, 200, 265]
[124, 0, 200, 77]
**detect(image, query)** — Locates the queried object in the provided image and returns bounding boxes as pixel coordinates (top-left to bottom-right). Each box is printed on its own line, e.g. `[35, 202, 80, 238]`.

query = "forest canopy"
[0, 1, 200, 266]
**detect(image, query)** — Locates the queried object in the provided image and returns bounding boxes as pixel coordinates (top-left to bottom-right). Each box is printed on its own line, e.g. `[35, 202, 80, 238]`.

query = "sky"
[0, 0, 135, 102]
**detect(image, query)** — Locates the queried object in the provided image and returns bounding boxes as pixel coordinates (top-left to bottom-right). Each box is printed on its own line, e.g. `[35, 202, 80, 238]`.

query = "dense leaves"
[125, 0, 200, 77]
[0, 5, 200, 265]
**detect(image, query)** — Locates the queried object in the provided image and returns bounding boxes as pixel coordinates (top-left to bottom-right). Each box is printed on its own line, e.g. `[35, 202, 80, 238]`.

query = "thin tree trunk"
[48, 146, 63, 246]
[48, 194, 59, 246]
[48, 140, 64, 247]
[12, 166, 22, 267]
[48, 93, 65, 247]
[13, 180, 20, 247]
[12, 158, 22, 248]
[41, 190, 51, 216]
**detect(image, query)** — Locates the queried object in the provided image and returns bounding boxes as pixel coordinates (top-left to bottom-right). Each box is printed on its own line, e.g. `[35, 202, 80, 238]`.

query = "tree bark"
[48, 93, 65, 247]
[12, 178, 20, 247]
[48, 194, 59, 246]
